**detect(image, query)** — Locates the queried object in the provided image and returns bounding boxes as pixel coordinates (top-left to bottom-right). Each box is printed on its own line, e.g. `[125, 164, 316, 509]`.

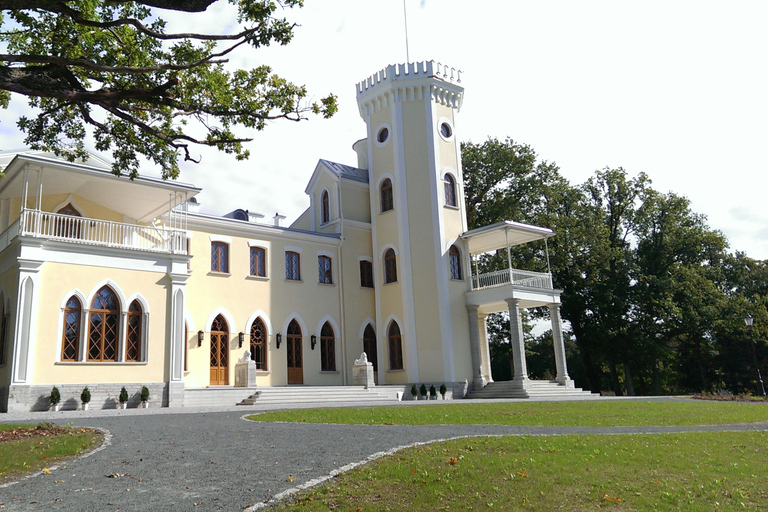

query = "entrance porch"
[461, 221, 575, 395]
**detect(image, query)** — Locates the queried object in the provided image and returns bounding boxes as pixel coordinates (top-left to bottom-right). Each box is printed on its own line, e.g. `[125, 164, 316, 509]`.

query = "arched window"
[250, 317, 267, 370]
[444, 174, 457, 207]
[363, 324, 377, 372]
[61, 296, 81, 361]
[320, 322, 336, 371]
[449, 245, 463, 280]
[388, 321, 403, 370]
[380, 178, 393, 212]
[126, 300, 143, 362]
[88, 286, 119, 361]
[321, 190, 330, 224]
[384, 249, 397, 284]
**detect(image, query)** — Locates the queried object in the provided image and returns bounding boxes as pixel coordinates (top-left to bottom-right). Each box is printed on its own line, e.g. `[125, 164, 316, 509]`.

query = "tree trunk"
[608, 359, 623, 396]
[623, 364, 635, 396]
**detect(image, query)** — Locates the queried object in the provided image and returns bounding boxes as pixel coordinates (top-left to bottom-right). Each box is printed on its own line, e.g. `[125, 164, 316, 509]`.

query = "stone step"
[467, 380, 600, 400]
[182, 385, 398, 407]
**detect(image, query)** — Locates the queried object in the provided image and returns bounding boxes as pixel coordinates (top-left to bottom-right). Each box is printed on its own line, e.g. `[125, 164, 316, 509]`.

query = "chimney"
[273, 212, 286, 227]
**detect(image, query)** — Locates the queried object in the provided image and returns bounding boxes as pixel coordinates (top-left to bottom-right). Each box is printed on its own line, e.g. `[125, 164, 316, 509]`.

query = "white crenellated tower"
[356, 61, 473, 387]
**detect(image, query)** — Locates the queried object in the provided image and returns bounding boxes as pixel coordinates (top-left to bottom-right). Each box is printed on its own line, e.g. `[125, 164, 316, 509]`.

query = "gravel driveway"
[2, 403, 767, 511]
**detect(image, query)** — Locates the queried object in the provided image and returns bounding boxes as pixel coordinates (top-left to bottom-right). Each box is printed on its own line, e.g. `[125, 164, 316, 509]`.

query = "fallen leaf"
[287, 475, 294, 482]
[42, 468, 51, 475]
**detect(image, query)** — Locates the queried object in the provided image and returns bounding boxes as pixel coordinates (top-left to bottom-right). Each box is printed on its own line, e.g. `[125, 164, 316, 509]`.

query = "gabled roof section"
[318, 159, 369, 183]
[304, 159, 369, 195]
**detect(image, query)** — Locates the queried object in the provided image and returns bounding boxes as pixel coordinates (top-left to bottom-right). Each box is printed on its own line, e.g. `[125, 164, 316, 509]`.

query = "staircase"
[466, 380, 600, 400]
[183, 386, 397, 407]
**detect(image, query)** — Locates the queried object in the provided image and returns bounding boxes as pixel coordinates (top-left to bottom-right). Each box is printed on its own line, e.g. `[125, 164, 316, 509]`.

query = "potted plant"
[429, 384, 437, 400]
[140, 386, 150, 408]
[81, 386, 91, 411]
[118, 386, 129, 409]
[419, 383, 428, 400]
[49, 386, 61, 412]
[440, 383, 447, 400]
[410, 383, 418, 400]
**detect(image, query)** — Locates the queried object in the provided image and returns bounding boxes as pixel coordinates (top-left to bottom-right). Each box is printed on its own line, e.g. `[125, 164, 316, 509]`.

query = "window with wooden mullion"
[388, 321, 403, 370]
[211, 241, 229, 273]
[250, 246, 266, 277]
[250, 318, 268, 370]
[87, 286, 119, 362]
[318, 255, 332, 284]
[384, 249, 397, 284]
[380, 178, 393, 212]
[126, 300, 142, 362]
[360, 260, 374, 288]
[285, 251, 300, 280]
[61, 296, 81, 361]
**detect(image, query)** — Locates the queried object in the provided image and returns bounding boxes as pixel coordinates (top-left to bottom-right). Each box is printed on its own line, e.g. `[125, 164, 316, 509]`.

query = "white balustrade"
[471, 268, 553, 291]
[13, 209, 185, 254]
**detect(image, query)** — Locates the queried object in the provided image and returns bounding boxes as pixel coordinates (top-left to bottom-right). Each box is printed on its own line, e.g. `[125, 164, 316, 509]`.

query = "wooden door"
[209, 315, 229, 385]
[286, 320, 303, 384]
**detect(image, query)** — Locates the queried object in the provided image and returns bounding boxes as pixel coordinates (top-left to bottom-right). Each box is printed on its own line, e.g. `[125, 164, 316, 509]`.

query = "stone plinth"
[352, 352, 375, 389]
[235, 350, 257, 388]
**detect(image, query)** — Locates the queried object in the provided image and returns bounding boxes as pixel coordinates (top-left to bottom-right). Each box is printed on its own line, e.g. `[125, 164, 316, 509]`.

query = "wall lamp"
[311, 335, 317, 350]
[238, 332, 245, 348]
[276, 333, 282, 349]
[197, 330, 204, 347]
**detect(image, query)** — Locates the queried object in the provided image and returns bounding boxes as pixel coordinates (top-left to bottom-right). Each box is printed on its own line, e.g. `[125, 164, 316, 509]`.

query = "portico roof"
[460, 220, 554, 254]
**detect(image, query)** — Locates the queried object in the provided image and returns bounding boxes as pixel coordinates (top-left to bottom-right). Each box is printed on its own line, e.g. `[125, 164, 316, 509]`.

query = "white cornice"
[186, 212, 342, 246]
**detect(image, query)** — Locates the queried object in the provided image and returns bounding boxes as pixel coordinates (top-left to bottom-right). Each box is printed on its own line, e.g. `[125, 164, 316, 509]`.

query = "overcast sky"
[2, 1, 767, 259]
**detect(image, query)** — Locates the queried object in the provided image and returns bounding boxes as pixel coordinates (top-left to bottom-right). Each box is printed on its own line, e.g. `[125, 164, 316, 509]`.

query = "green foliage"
[275, 432, 768, 511]
[0, 1, 337, 178]
[49, 386, 60, 405]
[439, 383, 447, 396]
[80, 387, 91, 404]
[429, 384, 436, 397]
[419, 384, 427, 397]
[140, 385, 150, 402]
[248, 401, 768, 427]
[410, 383, 418, 398]
[118, 386, 129, 404]
[460, 137, 760, 396]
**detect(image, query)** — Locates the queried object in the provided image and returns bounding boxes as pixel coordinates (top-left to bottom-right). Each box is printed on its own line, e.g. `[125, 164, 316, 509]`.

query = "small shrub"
[411, 383, 418, 398]
[439, 383, 447, 397]
[429, 384, 437, 397]
[49, 386, 61, 405]
[118, 386, 129, 404]
[419, 384, 428, 397]
[36, 422, 56, 431]
[140, 386, 150, 402]
[80, 387, 91, 404]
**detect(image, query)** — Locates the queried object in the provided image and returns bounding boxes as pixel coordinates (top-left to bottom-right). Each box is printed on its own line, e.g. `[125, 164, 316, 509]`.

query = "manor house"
[0, 61, 573, 412]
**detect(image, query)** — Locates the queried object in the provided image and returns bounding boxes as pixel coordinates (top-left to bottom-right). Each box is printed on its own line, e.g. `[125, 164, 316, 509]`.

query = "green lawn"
[276, 432, 768, 511]
[247, 400, 768, 427]
[0, 423, 102, 483]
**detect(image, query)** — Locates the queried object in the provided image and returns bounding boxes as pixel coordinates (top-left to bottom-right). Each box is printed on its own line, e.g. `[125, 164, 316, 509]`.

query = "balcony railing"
[6, 209, 187, 254]
[471, 268, 553, 291]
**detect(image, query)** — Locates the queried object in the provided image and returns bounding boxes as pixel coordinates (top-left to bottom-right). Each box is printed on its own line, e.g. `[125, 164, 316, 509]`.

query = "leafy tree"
[0, 0, 338, 178]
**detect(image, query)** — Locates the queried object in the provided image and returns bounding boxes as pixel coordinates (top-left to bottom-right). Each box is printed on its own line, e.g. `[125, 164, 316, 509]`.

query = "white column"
[478, 312, 493, 383]
[168, 268, 190, 406]
[505, 298, 530, 388]
[466, 304, 486, 390]
[548, 303, 573, 387]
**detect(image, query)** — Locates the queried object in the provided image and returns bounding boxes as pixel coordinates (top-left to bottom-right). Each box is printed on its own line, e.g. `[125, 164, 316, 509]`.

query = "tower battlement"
[356, 61, 462, 97]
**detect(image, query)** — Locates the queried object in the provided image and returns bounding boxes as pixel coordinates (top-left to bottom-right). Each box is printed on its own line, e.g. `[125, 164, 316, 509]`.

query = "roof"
[0, 151, 200, 223]
[460, 220, 554, 254]
[318, 159, 369, 183]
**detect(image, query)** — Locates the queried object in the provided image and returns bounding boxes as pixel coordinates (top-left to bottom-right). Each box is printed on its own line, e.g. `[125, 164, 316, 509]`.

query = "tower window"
[388, 321, 403, 371]
[377, 127, 389, 144]
[384, 249, 397, 284]
[440, 122, 453, 139]
[449, 245, 463, 280]
[320, 322, 336, 371]
[444, 174, 457, 207]
[380, 178, 394, 212]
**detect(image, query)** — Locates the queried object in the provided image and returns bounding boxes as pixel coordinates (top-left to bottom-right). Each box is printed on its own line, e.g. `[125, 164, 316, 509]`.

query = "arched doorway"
[209, 315, 229, 385]
[286, 320, 303, 384]
[363, 324, 377, 372]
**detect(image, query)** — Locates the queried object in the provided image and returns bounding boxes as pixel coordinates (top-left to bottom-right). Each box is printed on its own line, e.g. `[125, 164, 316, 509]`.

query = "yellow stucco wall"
[32, 262, 169, 385]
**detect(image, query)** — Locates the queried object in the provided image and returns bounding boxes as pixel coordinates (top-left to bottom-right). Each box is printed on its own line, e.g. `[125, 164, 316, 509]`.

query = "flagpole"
[403, 0, 410, 63]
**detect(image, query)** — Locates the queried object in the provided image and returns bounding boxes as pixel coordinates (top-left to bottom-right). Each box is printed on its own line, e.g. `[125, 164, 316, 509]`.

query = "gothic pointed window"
[449, 245, 463, 280]
[88, 286, 119, 362]
[363, 324, 377, 372]
[250, 317, 267, 370]
[380, 178, 393, 212]
[126, 300, 143, 362]
[61, 296, 81, 361]
[321, 190, 330, 224]
[388, 321, 403, 371]
[320, 322, 336, 371]
[444, 174, 457, 207]
[55, 203, 82, 238]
